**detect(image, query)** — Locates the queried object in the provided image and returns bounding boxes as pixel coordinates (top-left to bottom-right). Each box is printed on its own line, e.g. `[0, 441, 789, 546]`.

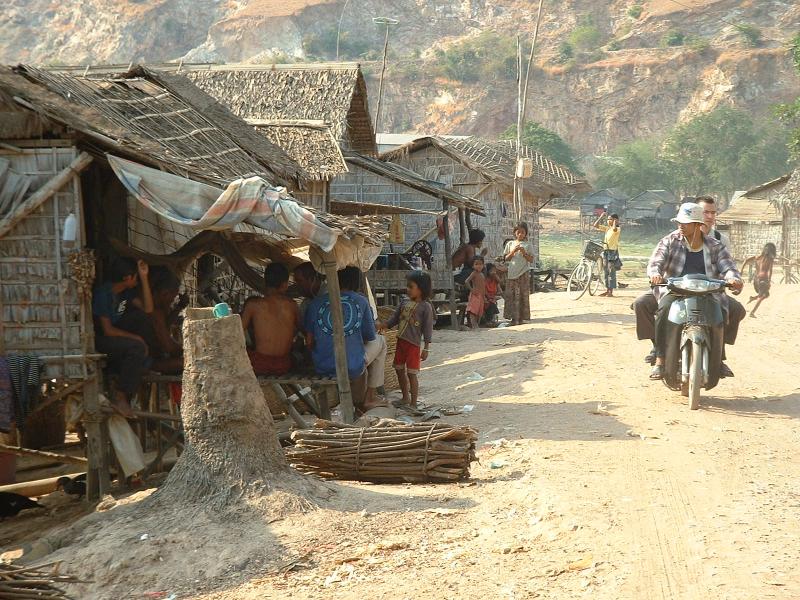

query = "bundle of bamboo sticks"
[0, 562, 82, 599]
[287, 420, 478, 483]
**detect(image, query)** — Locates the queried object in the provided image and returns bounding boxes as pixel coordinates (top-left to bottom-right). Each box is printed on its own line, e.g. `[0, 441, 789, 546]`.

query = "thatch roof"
[330, 199, 441, 217]
[249, 119, 347, 181]
[771, 171, 800, 212]
[177, 63, 377, 156]
[344, 153, 485, 215]
[0, 65, 303, 187]
[722, 174, 789, 223]
[382, 136, 590, 197]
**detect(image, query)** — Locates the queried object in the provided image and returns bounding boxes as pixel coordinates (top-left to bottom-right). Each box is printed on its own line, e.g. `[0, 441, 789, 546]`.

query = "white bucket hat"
[671, 202, 704, 224]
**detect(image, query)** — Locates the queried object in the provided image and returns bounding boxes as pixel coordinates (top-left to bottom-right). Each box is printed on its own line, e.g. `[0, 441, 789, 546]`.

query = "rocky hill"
[2, 0, 799, 155]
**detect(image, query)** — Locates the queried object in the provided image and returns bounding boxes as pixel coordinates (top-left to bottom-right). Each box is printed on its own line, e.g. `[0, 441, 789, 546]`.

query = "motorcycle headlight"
[671, 278, 723, 293]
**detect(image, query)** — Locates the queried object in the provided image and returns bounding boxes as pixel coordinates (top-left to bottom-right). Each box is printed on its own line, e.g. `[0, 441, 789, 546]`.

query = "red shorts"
[247, 350, 292, 376]
[393, 338, 421, 374]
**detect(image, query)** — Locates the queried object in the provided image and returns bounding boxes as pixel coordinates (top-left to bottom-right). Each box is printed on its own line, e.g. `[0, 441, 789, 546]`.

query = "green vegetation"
[594, 140, 670, 195]
[434, 32, 518, 83]
[735, 23, 762, 47]
[557, 41, 574, 63]
[686, 35, 711, 53]
[660, 29, 685, 47]
[595, 106, 791, 197]
[539, 228, 663, 272]
[627, 4, 643, 19]
[775, 33, 800, 158]
[568, 17, 603, 52]
[501, 122, 581, 171]
[607, 40, 622, 52]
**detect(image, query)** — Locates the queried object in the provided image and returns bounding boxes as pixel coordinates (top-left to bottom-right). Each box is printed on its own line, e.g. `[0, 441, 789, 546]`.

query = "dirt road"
[196, 283, 800, 600]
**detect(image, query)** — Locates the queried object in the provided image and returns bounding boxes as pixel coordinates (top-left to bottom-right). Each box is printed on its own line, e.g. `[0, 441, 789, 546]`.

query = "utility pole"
[513, 0, 546, 221]
[335, 0, 352, 61]
[373, 17, 399, 137]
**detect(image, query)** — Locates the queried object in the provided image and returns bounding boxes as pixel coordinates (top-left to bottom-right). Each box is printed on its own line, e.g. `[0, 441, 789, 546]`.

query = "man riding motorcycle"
[633, 203, 744, 380]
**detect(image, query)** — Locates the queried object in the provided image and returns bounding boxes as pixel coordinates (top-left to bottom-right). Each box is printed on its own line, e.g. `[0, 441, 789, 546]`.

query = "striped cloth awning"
[108, 155, 340, 252]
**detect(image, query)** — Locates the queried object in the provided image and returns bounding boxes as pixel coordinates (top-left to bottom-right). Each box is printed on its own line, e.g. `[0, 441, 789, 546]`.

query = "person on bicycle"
[592, 211, 620, 297]
[633, 203, 743, 380]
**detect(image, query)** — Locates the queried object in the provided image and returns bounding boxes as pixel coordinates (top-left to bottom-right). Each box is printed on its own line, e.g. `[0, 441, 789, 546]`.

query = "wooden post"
[442, 201, 459, 330]
[321, 251, 356, 423]
[83, 375, 110, 500]
[465, 209, 473, 232]
[458, 207, 467, 244]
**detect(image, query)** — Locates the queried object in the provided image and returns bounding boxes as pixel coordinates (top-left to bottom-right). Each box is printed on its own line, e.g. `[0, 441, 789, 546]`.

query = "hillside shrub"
[557, 41, 574, 63]
[736, 23, 762, 47]
[627, 5, 643, 19]
[436, 32, 518, 83]
[660, 29, 685, 47]
[568, 24, 603, 51]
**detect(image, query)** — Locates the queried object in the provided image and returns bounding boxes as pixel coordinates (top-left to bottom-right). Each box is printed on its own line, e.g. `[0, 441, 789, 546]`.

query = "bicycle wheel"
[589, 258, 603, 296]
[567, 261, 591, 300]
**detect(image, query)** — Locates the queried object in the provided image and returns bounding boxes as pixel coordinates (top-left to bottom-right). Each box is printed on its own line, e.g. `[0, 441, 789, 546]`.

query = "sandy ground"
[175, 282, 800, 600]
[4, 281, 798, 599]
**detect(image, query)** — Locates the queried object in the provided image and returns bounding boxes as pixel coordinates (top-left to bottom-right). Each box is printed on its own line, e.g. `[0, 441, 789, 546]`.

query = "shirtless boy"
[241, 263, 300, 375]
[742, 242, 777, 318]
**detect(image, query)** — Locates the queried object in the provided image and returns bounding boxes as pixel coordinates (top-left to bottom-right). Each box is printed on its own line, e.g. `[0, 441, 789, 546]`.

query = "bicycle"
[567, 240, 605, 300]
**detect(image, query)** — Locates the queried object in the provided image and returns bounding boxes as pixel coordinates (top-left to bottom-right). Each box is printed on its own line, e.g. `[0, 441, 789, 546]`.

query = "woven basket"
[377, 306, 400, 391]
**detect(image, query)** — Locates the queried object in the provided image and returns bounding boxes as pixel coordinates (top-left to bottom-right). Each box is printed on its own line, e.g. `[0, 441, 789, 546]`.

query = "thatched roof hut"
[179, 63, 376, 157]
[2, 65, 303, 188]
[250, 120, 348, 182]
[381, 135, 589, 261]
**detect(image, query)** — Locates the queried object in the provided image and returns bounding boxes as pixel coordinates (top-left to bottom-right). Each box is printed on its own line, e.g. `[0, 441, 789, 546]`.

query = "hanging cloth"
[6, 355, 42, 430]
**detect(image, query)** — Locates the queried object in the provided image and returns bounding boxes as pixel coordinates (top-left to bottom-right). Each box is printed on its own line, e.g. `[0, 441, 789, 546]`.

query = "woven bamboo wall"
[388, 146, 541, 263]
[729, 222, 782, 263]
[330, 163, 447, 268]
[0, 145, 87, 379]
[783, 210, 800, 260]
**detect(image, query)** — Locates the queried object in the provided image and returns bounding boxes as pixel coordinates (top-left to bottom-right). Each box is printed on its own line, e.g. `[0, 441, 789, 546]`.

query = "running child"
[742, 242, 777, 318]
[465, 256, 487, 329]
[378, 271, 434, 407]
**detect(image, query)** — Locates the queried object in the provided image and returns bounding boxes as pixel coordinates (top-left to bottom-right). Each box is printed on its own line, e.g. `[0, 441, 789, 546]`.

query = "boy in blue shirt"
[304, 266, 375, 411]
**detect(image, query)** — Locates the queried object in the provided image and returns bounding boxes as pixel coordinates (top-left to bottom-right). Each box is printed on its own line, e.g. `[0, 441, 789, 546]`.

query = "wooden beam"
[321, 252, 356, 423]
[458, 207, 467, 244]
[0, 471, 86, 497]
[82, 375, 110, 501]
[0, 444, 88, 465]
[0, 151, 92, 239]
[442, 201, 459, 330]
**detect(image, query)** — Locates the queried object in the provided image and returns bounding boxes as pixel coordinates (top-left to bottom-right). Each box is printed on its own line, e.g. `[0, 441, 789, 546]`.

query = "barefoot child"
[503, 222, 534, 325]
[465, 256, 486, 329]
[379, 271, 434, 407]
[742, 242, 777, 318]
[483, 263, 503, 326]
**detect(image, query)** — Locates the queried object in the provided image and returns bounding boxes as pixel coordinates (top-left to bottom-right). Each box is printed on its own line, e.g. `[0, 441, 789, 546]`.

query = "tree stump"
[151, 308, 322, 512]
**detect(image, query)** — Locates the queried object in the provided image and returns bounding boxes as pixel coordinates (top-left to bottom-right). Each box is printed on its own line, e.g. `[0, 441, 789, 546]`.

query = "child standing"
[483, 263, 503, 326]
[379, 272, 434, 407]
[503, 222, 534, 325]
[465, 256, 487, 329]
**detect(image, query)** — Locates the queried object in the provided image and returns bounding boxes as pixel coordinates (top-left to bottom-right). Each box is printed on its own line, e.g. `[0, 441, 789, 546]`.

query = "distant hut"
[382, 136, 589, 261]
[579, 189, 628, 228]
[771, 170, 800, 275]
[330, 153, 484, 308]
[625, 190, 679, 224]
[718, 175, 789, 261]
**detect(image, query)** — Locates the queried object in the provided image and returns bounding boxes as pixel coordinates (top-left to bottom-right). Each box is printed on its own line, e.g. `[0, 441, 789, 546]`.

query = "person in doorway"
[147, 266, 186, 374]
[640, 203, 743, 380]
[742, 242, 777, 318]
[304, 267, 377, 413]
[92, 257, 153, 417]
[452, 229, 488, 285]
[593, 212, 621, 297]
[379, 271, 434, 408]
[241, 263, 300, 376]
[465, 256, 487, 329]
[503, 222, 534, 325]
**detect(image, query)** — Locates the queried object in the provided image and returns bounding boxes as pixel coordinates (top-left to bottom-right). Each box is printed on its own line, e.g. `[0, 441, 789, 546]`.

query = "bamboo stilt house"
[382, 136, 590, 261]
[718, 175, 789, 262]
[0, 64, 387, 495]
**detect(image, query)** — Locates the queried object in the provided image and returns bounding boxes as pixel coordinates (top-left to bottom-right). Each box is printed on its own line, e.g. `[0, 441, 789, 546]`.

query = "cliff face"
[1, 0, 799, 155]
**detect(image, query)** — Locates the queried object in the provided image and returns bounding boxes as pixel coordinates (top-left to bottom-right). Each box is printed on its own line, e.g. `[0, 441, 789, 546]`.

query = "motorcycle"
[657, 274, 735, 410]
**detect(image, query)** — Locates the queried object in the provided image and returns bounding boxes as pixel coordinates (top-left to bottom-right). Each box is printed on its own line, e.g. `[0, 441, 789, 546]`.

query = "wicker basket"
[377, 306, 400, 391]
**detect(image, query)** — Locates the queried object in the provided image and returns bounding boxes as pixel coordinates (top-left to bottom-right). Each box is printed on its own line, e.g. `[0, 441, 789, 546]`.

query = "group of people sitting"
[93, 257, 435, 417]
[452, 222, 535, 327]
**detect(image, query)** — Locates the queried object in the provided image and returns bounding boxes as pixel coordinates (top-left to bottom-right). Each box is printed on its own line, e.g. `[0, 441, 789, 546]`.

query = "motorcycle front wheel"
[688, 340, 703, 410]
